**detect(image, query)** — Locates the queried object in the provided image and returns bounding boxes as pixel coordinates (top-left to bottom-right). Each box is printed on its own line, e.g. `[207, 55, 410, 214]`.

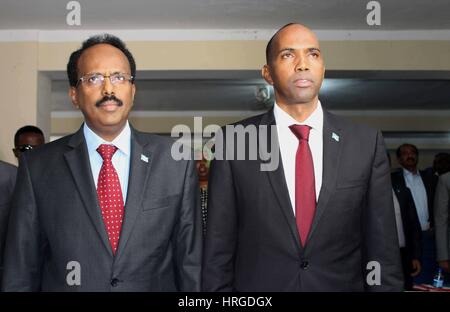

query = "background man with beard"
[2, 34, 202, 291]
[392, 143, 437, 286]
[202, 23, 403, 291]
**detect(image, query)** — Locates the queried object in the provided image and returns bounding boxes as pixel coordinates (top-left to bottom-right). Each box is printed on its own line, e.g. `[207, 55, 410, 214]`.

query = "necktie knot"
[97, 144, 118, 161]
[289, 124, 311, 141]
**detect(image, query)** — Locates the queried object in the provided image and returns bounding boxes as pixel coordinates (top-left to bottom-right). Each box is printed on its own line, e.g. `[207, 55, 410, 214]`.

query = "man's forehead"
[275, 24, 320, 48]
[78, 44, 130, 70]
[82, 43, 121, 55]
[402, 146, 415, 152]
[19, 132, 43, 142]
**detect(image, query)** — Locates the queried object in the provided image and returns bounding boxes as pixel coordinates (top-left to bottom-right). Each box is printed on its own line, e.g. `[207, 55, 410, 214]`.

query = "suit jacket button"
[111, 278, 119, 287]
[300, 260, 309, 269]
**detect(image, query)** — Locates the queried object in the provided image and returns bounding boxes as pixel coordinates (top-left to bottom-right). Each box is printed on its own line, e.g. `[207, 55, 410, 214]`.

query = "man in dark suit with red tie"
[2, 34, 202, 291]
[202, 23, 403, 291]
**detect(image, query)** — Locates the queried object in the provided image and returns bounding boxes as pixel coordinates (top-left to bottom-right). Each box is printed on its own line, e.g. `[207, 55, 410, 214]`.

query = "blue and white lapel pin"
[140, 154, 149, 163]
[332, 132, 340, 142]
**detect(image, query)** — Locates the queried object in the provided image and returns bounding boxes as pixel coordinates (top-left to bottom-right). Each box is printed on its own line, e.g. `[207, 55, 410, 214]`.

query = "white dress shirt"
[392, 190, 406, 248]
[403, 168, 430, 231]
[274, 101, 323, 214]
[84, 122, 131, 203]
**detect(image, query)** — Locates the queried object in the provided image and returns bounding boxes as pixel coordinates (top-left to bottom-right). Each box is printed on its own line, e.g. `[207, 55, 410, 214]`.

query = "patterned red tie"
[289, 125, 316, 247]
[96, 144, 124, 255]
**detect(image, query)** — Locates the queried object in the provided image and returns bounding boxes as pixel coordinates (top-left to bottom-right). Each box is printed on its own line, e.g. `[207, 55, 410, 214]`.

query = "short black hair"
[265, 23, 296, 64]
[67, 33, 136, 87]
[434, 152, 450, 161]
[396, 143, 419, 158]
[433, 152, 450, 175]
[14, 125, 44, 147]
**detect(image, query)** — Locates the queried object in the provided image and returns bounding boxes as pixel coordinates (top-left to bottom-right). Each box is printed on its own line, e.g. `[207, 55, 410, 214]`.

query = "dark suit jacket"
[391, 173, 422, 261]
[0, 161, 17, 283]
[202, 108, 403, 291]
[434, 172, 450, 261]
[2, 125, 202, 291]
[391, 169, 434, 229]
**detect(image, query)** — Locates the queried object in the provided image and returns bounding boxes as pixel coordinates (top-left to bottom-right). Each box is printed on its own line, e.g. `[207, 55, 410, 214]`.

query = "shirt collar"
[403, 167, 419, 177]
[273, 100, 323, 133]
[83, 121, 131, 156]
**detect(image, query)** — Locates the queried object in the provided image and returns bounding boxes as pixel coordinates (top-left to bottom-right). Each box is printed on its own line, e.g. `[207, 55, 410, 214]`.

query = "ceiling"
[50, 70, 450, 112]
[1, 0, 450, 30]
[3, 1, 449, 113]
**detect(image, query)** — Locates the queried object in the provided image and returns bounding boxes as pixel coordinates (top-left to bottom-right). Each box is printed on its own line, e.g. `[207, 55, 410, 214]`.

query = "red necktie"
[289, 125, 316, 246]
[96, 144, 124, 254]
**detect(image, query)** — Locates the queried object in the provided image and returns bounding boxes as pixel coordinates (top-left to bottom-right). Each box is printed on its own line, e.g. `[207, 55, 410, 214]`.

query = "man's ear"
[262, 64, 274, 85]
[69, 87, 79, 109]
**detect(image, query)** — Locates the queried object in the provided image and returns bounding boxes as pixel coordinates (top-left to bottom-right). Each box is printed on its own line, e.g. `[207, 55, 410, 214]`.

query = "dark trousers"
[400, 247, 414, 290]
[414, 229, 438, 285]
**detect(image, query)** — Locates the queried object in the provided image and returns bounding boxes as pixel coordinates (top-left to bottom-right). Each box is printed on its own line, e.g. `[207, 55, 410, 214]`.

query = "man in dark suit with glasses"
[3, 34, 202, 291]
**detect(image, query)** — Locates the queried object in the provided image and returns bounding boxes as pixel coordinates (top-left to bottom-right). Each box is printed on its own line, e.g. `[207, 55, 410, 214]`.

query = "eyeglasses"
[17, 144, 35, 152]
[76, 73, 134, 87]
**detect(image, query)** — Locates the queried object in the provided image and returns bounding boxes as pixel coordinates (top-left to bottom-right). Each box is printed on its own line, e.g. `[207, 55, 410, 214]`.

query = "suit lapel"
[307, 111, 343, 242]
[261, 110, 302, 250]
[115, 128, 153, 260]
[64, 127, 113, 257]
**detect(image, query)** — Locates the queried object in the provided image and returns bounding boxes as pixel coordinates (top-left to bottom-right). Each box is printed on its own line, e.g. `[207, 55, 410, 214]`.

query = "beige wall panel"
[0, 42, 38, 165]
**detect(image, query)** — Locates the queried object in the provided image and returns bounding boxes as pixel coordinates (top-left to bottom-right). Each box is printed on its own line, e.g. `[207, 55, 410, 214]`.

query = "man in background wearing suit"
[202, 23, 403, 291]
[2, 34, 202, 291]
[389, 152, 422, 290]
[0, 160, 16, 283]
[392, 144, 437, 285]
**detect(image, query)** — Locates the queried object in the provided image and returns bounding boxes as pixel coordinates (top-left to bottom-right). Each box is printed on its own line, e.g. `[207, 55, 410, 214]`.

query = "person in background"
[423, 152, 450, 209]
[196, 157, 210, 236]
[434, 171, 450, 276]
[392, 143, 437, 285]
[432, 153, 450, 177]
[389, 153, 423, 290]
[12, 125, 45, 160]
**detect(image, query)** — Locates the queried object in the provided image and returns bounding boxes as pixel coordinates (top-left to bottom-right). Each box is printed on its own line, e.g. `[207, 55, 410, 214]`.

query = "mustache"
[95, 95, 123, 108]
